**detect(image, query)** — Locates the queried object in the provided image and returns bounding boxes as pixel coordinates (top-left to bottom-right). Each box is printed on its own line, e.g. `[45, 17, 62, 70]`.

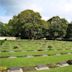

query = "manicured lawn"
[0, 40, 72, 72]
[0, 50, 72, 56]
[0, 54, 72, 67]
[0, 40, 72, 51]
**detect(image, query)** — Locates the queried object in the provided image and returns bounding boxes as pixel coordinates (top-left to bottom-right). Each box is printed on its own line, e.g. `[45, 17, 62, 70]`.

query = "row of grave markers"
[0, 52, 72, 58]
[0, 60, 72, 72]
[0, 48, 72, 52]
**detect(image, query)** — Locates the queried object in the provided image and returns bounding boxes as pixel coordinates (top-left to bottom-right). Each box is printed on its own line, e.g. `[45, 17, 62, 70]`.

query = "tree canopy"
[0, 9, 72, 40]
[8, 9, 48, 39]
[47, 16, 68, 39]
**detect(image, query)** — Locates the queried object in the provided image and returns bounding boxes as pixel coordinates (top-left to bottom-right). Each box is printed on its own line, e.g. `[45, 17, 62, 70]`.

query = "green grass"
[0, 40, 72, 51]
[0, 54, 72, 67]
[0, 40, 72, 72]
[0, 49, 72, 57]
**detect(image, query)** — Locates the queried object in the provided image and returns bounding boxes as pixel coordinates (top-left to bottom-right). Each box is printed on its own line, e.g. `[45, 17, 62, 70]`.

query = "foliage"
[64, 23, 72, 40]
[8, 10, 48, 39]
[0, 10, 71, 40]
[47, 16, 68, 40]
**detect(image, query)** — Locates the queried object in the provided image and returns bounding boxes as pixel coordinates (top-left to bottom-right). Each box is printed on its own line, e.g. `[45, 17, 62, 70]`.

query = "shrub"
[48, 45, 52, 50]
[67, 60, 72, 65]
[37, 49, 43, 51]
[48, 45, 52, 48]
[0, 39, 7, 45]
[13, 46, 18, 49]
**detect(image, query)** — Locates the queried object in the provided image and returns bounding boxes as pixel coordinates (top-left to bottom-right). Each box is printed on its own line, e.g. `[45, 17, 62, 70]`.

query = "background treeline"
[0, 9, 72, 40]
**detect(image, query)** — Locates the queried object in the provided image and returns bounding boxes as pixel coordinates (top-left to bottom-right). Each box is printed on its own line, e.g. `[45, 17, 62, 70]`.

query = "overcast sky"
[0, 0, 72, 23]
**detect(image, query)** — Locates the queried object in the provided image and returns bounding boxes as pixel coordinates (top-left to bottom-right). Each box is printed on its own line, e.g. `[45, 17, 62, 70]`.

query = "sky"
[0, 0, 72, 23]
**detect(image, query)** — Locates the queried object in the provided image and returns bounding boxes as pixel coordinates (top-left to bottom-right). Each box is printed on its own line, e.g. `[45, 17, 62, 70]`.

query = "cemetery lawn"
[0, 54, 72, 67]
[0, 40, 72, 71]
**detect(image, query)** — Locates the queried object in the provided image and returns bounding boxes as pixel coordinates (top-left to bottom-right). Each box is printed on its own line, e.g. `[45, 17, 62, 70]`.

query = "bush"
[37, 49, 43, 51]
[48, 45, 52, 50]
[48, 45, 52, 48]
[67, 60, 72, 65]
[13, 46, 18, 49]
[2, 50, 7, 52]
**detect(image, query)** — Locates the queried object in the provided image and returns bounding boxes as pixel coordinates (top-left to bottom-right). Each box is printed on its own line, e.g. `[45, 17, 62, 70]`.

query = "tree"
[8, 9, 48, 39]
[64, 22, 72, 40]
[47, 16, 68, 40]
[0, 22, 4, 36]
[0, 22, 8, 36]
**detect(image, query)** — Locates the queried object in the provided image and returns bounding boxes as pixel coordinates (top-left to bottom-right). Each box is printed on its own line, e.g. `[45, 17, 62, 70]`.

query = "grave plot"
[8, 56, 17, 59]
[8, 50, 15, 52]
[35, 64, 49, 70]
[56, 61, 69, 67]
[22, 66, 35, 72]
[7, 67, 23, 72]
[1, 59, 72, 72]
[0, 48, 72, 59]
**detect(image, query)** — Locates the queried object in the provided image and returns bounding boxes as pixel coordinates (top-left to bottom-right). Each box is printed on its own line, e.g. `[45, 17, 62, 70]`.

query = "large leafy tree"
[8, 9, 48, 39]
[47, 16, 68, 39]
